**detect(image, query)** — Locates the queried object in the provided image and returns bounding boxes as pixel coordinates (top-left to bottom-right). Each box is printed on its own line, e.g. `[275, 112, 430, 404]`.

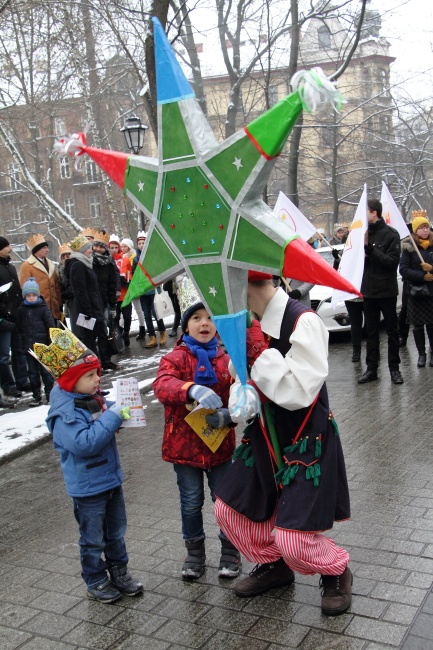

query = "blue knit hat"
[22, 277, 40, 298]
[181, 301, 205, 333]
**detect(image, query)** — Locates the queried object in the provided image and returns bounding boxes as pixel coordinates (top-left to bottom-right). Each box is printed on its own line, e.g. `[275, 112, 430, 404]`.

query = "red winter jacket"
[153, 341, 235, 468]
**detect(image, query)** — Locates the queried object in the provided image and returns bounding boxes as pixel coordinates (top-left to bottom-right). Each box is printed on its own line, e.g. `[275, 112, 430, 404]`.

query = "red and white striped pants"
[214, 498, 349, 576]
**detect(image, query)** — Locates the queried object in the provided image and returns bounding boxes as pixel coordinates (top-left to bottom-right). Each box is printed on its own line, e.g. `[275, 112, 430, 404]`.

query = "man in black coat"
[0, 237, 31, 399]
[65, 234, 113, 370]
[358, 199, 403, 385]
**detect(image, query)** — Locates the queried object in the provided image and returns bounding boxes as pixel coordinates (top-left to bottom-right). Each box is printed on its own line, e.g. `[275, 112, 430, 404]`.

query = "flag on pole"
[381, 182, 411, 239]
[273, 191, 317, 241]
[331, 185, 368, 308]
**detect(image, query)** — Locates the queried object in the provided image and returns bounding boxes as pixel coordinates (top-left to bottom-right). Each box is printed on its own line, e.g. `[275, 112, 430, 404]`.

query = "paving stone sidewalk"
[0, 332, 432, 649]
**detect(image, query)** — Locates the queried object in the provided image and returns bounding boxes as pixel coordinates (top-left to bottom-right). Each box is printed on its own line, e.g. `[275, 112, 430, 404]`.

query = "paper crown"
[69, 234, 90, 252]
[412, 209, 428, 219]
[137, 231, 146, 241]
[109, 233, 120, 244]
[32, 328, 88, 378]
[177, 276, 201, 314]
[26, 233, 47, 252]
[58, 243, 72, 255]
[82, 227, 97, 239]
[94, 230, 109, 244]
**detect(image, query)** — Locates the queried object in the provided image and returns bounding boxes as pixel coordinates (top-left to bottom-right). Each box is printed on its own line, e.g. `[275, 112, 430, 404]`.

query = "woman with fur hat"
[399, 211, 433, 367]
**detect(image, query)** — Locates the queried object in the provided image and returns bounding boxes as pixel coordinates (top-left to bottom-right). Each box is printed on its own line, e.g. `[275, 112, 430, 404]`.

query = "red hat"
[248, 270, 273, 282]
[57, 353, 101, 392]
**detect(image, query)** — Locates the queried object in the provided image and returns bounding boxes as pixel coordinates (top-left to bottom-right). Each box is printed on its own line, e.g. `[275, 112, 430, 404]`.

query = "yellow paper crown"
[58, 243, 72, 255]
[26, 233, 47, 251]
[412, 209, 427, 219]
[94, 230, 109, 244]
[82, 227, 97, 239]
[32, 328, 88, 378]
[69, 234, 90, 252]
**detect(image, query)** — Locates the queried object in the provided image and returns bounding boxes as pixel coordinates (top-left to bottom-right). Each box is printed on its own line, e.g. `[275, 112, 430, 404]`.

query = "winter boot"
[159, 330, 167, 346]
[234, 558, 294, 597]
[87, 577, 122, 604]
[351, 346, 361, 363]
[413, 328, 426, 367]
[169, 328, 178, 338]
[135, 326, 146, 341]
[181, 538, 206, 580]
[44, 388, 51, 404]
[123, 332, 130, 348]
[144, 335, 158, 349]
[320, 565, 353, 616]
[218, 538, 241, 578]
[109, 565, 143, 597]
[29, 391, 42, 407]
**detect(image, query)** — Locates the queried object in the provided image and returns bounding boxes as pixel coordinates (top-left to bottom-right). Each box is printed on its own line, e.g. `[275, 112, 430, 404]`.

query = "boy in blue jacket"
[39, 328, 143, 603]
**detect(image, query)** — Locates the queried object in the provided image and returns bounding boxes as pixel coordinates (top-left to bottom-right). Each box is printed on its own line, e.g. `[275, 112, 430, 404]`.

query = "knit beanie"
[0, 236, 10, 251]
[120, 238, 134, 251]
[412, 216, 430, 234]
[56, 353, 101, 392]
[181, 301, 205, 333]
[32, 241, 48, 255]
[22, 278, 40, 298]
[69, 234, 93, 255]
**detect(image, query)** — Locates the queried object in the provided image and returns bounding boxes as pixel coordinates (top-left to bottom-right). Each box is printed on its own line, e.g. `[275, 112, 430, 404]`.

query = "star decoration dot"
[232, 157, 243, 171]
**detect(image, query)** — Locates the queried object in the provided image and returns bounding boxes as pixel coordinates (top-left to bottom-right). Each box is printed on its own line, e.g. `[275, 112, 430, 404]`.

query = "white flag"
[331, 185, 368, 308]
[381, 182, 411, 239]
[273, 191, 317, 241]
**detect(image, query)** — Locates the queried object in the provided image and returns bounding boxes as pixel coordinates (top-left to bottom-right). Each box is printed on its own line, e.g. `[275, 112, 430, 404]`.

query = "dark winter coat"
[361, 217, 400, 299]
[399, 233, 433, 296]
[58, 263, 74, 303]
[92, 252, 118, 309]
[0, 256, 22, 321]
[65, 256, 105, 321]
[17, 297, 56, 352]
[153, 340, 235, 469]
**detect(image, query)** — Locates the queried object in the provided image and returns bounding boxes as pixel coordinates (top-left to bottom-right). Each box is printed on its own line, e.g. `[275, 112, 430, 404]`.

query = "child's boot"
[109, 565, 143, 596]
[218, 538, 241, 578]
[87, 577, 122, 604]
[29, 391, 42, 407]
[182, 537, 205, 580]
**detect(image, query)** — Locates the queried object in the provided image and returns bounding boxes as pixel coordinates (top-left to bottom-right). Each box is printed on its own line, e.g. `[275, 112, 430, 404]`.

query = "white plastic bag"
[153, 289, 174, 320]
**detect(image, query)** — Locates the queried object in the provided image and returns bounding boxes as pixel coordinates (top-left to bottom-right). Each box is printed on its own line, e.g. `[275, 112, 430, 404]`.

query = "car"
[308, 245, 402, 333]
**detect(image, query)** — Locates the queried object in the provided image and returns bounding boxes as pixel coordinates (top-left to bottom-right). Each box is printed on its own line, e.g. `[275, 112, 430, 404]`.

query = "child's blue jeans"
[73, 486, 128, 587]
[173, 461, 232, 541]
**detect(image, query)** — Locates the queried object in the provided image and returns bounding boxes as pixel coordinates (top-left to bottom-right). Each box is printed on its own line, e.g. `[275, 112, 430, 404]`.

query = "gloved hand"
[0, 319, 16, 332]
[331, 248, 340, 260]
[205, 408, 232, 428]
[247, 319, 268, 366]
[109, 404, 131, 420]
[188, 384, 223, 409]
[288, 289, 301, 300]
[109, 309, 117, 320]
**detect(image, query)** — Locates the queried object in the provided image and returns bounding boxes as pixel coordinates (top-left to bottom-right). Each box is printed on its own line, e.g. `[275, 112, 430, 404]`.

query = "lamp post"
[121, 115, 148, 229]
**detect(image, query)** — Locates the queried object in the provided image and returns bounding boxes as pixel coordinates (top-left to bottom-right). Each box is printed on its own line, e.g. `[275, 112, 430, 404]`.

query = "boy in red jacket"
[153, 302, 240, 580]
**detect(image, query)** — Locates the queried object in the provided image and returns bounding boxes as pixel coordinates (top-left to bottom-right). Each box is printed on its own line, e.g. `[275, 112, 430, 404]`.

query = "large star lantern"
[56, 17, 360, 383]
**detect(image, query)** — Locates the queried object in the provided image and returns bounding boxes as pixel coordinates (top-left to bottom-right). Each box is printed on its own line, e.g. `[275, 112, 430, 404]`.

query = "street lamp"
[121, 115, 148, 230]
[121, 115, 148, 155]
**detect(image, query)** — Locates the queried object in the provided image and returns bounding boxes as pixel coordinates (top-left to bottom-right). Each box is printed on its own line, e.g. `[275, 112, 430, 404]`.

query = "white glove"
[228, 383, 261, 423]
[188, 384, 223, 410]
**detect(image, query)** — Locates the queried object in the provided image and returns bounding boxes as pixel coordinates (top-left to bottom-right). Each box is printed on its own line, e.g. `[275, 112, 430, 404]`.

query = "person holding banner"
[358, 199, 403, 385]
[399, 212, 433, 368]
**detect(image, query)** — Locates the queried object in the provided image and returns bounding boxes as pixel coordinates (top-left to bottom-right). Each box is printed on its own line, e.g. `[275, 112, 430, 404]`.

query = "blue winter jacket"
[46, 384, 123, 497]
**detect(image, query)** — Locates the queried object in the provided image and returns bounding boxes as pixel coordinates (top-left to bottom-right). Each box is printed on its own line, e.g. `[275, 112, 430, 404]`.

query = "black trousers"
[345, 300, 364, 348]
[363, 296, 400, 372]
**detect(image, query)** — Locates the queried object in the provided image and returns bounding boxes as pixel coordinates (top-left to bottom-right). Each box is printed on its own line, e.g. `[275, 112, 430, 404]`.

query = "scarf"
[24, 297, 42, 306]
[92, 251, 112, 266]
[418, 238, 431, 250]
[71, 251, 93, 269]
[183, 334, 219, 386]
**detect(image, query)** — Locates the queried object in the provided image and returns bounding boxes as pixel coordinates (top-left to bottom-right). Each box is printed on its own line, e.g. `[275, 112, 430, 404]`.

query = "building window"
[64, 198, 74, 216]
[268, 85, 279, 107]
[318, 26, 331, 49]
[89, 196, 101, 219]
[54, 117, 66, 136]
[9, 163, 21, 191]
[13, 204, 24, 226]
[59, 157, 70, 179]
[85, 160, 98, 183]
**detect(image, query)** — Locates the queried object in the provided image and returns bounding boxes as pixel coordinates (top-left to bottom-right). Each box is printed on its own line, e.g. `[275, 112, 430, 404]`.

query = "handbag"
[107, 318, 125, 354]
[410, 284, 430, 299]
[153, 288, 174, 320]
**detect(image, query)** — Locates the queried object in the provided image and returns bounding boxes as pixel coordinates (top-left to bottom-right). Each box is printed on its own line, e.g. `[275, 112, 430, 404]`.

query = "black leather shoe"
[417, 354, 426, 368]
[390, 370, 404, 384]
[3, 387, 22, 397]
[357, 370, 378, 384]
